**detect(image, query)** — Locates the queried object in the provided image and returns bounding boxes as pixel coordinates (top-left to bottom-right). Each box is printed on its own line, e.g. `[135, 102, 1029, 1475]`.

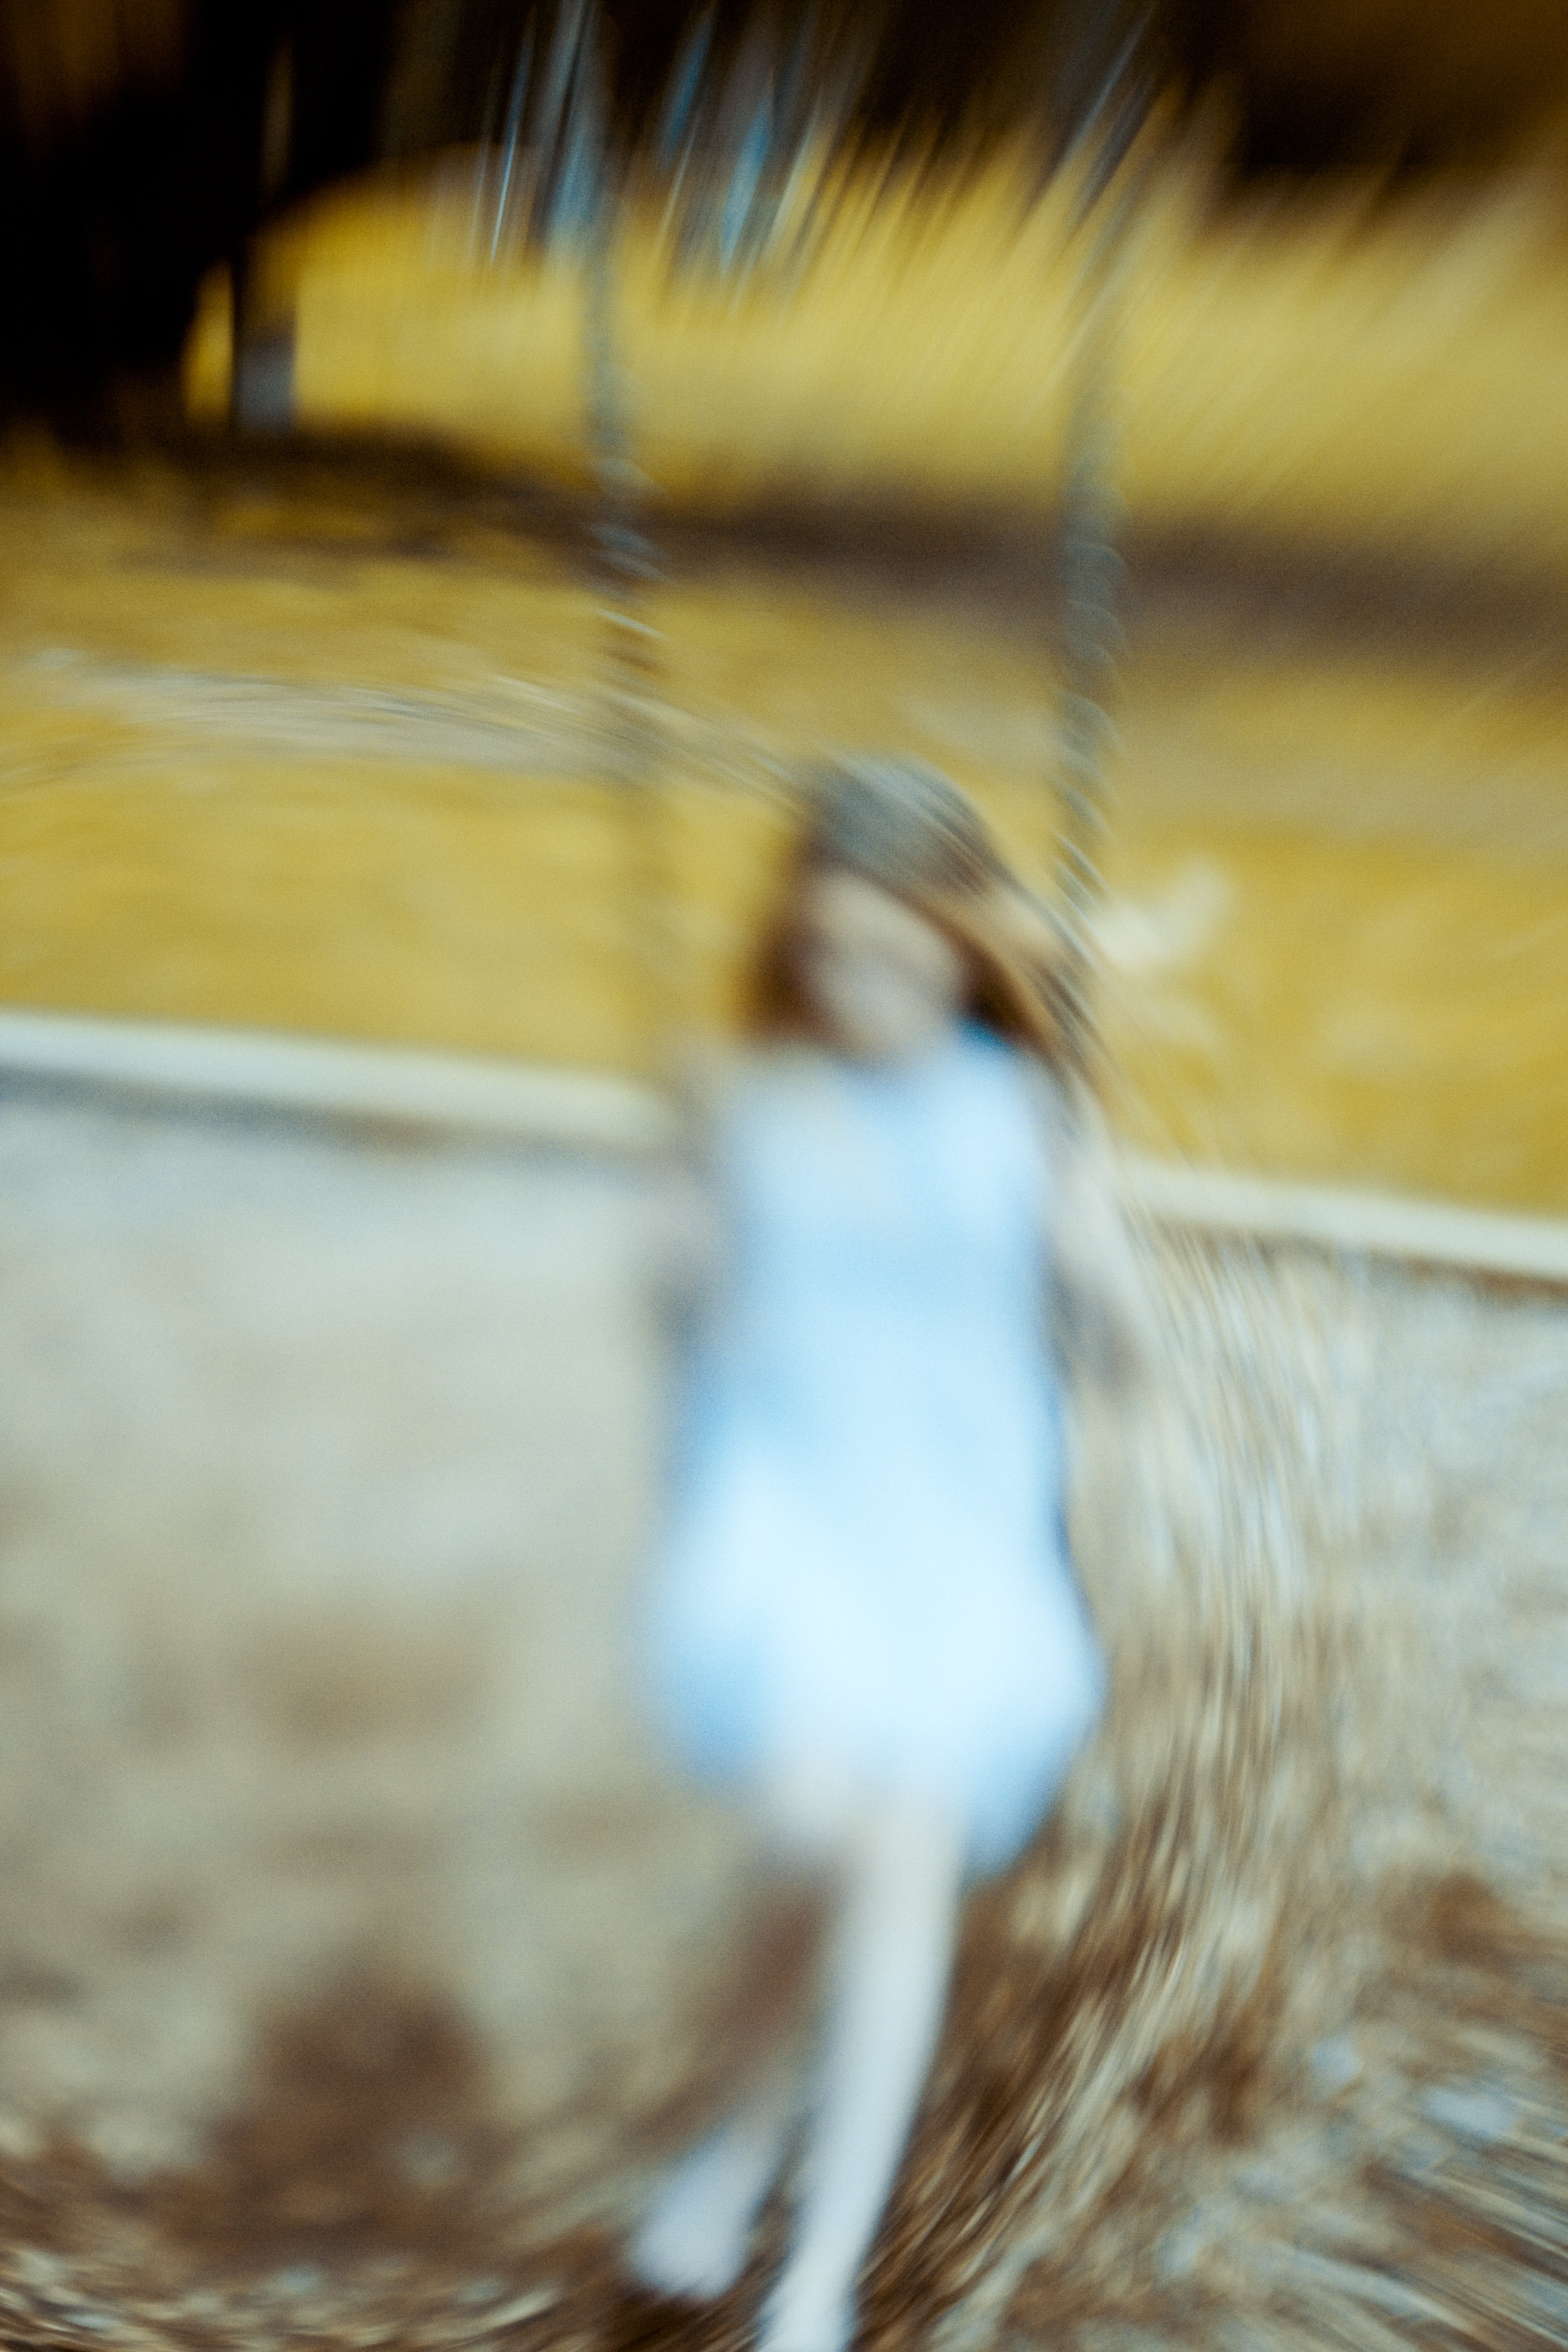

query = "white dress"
[643, 1023, 1105, 1877]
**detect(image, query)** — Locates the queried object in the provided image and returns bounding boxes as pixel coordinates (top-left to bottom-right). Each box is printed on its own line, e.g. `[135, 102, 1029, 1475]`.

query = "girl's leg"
[631, 2074, 799, 2301]
[759, 1800, 967, 2352]
[630, 1833, 828, 2303]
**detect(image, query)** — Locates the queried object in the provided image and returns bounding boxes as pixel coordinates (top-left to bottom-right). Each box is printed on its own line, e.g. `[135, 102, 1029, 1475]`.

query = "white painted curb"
[0, 1011, 672, 1155]
[3, 1010, 1566, 1286]
[1121, 1155, 1568, 1289]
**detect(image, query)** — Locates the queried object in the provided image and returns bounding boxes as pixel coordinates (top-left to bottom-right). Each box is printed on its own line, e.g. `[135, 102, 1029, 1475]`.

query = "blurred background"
[2, 0, 1565, 1210]
[3, 13, 1568, 2348]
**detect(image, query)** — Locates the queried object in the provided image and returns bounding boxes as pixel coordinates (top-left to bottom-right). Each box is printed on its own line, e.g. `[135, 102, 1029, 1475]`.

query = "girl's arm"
[1035, 1074, 1160, 1394]
[645, 1166, 725, 1307]
[643, 1041, 732, 1318]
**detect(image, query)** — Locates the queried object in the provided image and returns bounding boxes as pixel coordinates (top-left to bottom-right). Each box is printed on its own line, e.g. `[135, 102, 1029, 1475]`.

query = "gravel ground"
[1, 1087, 1564, 2350]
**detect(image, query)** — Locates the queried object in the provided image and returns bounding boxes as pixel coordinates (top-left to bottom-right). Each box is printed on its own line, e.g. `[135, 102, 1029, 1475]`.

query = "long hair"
[748, 757, 1082, 1075]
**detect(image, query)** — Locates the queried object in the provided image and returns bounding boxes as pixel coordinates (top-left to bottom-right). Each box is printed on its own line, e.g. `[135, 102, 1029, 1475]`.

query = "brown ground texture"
[0, 1091, 1564, 2351]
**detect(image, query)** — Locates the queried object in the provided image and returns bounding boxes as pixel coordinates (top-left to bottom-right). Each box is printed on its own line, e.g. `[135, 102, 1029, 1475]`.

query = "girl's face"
[798, 870, 967, 1064]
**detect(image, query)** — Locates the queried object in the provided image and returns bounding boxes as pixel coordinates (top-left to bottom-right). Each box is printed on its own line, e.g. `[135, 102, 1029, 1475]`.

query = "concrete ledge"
[1122, 1154, 1568, 1289]
[3, 1010, 1566, 1286]
[0, 1011, 673, 1155]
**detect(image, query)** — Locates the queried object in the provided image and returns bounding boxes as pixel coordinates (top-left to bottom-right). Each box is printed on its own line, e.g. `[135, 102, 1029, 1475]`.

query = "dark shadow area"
[57, 422, 1568, 683]
[5, 1, 1568, 435]
[145, 1975, 518, 2263]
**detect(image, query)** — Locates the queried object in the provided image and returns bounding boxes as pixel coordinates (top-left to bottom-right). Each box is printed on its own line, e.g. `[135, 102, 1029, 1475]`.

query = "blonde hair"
[748, 757, 1081, 1074]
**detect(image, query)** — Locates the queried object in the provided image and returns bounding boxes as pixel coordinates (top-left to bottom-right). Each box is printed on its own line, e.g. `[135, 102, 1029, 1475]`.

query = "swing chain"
[1047, 3, 1159, 1073]
[578, 2, 675, 1072]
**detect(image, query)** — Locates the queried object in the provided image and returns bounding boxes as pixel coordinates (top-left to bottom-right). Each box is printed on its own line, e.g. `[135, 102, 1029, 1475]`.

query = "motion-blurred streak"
[182, 127, 1568, 579]
[6, 1, 1568, 431]
[15, 654, 606, 773]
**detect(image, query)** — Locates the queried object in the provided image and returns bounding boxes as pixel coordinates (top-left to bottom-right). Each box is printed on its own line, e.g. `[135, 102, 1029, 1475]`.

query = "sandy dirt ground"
[1, 1089, 1565, 2350]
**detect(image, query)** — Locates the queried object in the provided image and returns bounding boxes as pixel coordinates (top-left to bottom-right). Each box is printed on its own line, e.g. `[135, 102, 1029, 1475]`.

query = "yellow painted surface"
[1098, 829, 1568, 1209]
[3, 457, 1564, 1214]
[155, 141, 1568, 1214]
[190, 143, 1568, 572]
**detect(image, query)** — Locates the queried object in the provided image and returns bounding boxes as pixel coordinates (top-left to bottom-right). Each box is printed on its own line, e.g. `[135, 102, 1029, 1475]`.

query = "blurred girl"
[633, 758, 1151, 2352]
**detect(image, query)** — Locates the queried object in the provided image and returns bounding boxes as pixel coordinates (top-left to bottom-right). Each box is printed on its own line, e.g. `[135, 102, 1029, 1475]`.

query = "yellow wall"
[188, 141, 1568, 572]
[3, 447, 1564, 1213]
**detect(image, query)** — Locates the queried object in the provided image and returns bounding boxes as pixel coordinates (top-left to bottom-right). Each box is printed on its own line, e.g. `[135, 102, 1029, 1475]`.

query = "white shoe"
[755, 2278, 856, 2352]
[629, 2126, 779, 2302]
